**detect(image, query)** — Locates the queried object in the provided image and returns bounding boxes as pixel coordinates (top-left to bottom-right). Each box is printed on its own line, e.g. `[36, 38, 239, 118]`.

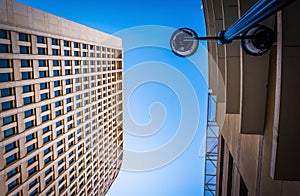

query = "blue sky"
[17, 0, 209, 195]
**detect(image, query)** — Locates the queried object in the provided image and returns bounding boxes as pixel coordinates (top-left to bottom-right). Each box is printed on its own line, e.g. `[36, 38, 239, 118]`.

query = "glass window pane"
[39, 71, 47, 78]
[23, 97, 32, 105]
[21, 60, 30, 67]
[37, 36, 45, 43]
[6, 154, 17, 164]
[0, 59, 9, 68]
[22, 72, 31, 80]
[3, 115, 13, 125]
[39, 60, 46, 67]
[40, 82, 47, 90]
[23, 85, 32, 93]
[2, 101, 12, 110]
[20, 46, 29, 54]
[0, 73, 11, 82]
[24, 110, 33, 118]
[0, 44, 8, 53]
[0, 29, 7, 39]
[1, 88, 12, 97]
[19, 33, 28, 41]
[4, 128, 14, 137]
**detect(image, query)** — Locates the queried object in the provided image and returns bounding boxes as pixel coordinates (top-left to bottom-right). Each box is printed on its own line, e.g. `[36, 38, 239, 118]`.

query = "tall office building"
[203, 0, 300, 195]
[0, 0, 123, 195]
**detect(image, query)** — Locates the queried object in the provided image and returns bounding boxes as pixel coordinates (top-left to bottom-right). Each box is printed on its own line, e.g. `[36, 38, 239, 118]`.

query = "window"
[1, 88, 12, 98]
[0, 29, 7, 39]
[56, 121, 62, 127]
[43, 126, 50, 134]
[8, 179, 19, 190]
[42, 115, 49, 122]
[66, 88, 71, 94]
[46, 188, 53, 196]
[68, 124, 73, 130]
[28, 167, 36, 176]
[58, 159, 64, 165]
[44, 157, 51, 164]
[57, 140, 63, 147]
[53, 70, 59, 76]
[26, 133, 34, 142]
[30, 188, 38, 196]
[23, 97, 32, 105]
[41, 93, 48, 100]
[59, 177, 64, 184]
[37, 36, 45, 43]
[20, 46, 30, 54]
[28, 156, 36, 165]
[74, 42, 79, 48]
[7, 168, 18, 179]
[29, 179, 37, 188]
[39, 60, 46, 67]
[27, 144, 35, 153]
[19, 33, 29, 41]
[74, 51, 79, 56]
[5, 142, 16, 152]
[66, 79, 71, 85]
[52, 49, 59, 55]
[67, 98, 71, 103]
[53, 60, 59, 66]
[2, 101, 13, 110]
[3, 115, 14, 125]
[38, 48, 46, 55]
[0, 44, 8, 53]
[67, 106, 72, 112]
[41, 105, 48, 112]
[54, 81, 60, 87]
[25, 120, 34, 129]
[22, 72, 31, 80]
[54, 90, 61, 97]
[52, 38, 58, 45]
[64, 50, 70, 56]
[39, 71, 47, 78]
[55, 110, 61, 117]
[45, 168, 52, 176]
[82, 44, 87, 49]
[65, 69, 71, 75]
[6, 153, 17, 164]
[4, 128, 15, 138]
[57, 148, 63, 155]
[44, 147, 51, 155]
[24, 110, 33, 118]
[23, 85, 32, 93]
[0, 73, 11, 82]
[64, 40, 70, 47]
[55, 101, 61, 107]
[57, 129, 62, 136]
[21, 60, 30, 67]
[40, 82, 47, 90]
[0, 59, 9, 68]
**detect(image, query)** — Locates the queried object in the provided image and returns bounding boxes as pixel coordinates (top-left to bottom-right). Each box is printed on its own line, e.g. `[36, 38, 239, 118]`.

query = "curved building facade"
[203, 0, 300, 195]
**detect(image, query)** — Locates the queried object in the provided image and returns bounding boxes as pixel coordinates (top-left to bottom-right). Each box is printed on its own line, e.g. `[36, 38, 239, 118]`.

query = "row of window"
[0, 29, 121, 55]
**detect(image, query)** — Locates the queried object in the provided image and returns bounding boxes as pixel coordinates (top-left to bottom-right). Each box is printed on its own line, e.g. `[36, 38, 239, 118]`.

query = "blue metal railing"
[219, 0, 295, 44]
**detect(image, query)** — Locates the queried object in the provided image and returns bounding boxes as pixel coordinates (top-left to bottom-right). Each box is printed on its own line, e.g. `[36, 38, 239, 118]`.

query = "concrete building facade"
[203, 0, 300, 195]
[0, 0, 123, 195]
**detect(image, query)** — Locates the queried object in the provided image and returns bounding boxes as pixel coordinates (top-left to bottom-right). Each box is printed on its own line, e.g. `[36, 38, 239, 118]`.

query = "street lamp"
[170, 0, 295, 57]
